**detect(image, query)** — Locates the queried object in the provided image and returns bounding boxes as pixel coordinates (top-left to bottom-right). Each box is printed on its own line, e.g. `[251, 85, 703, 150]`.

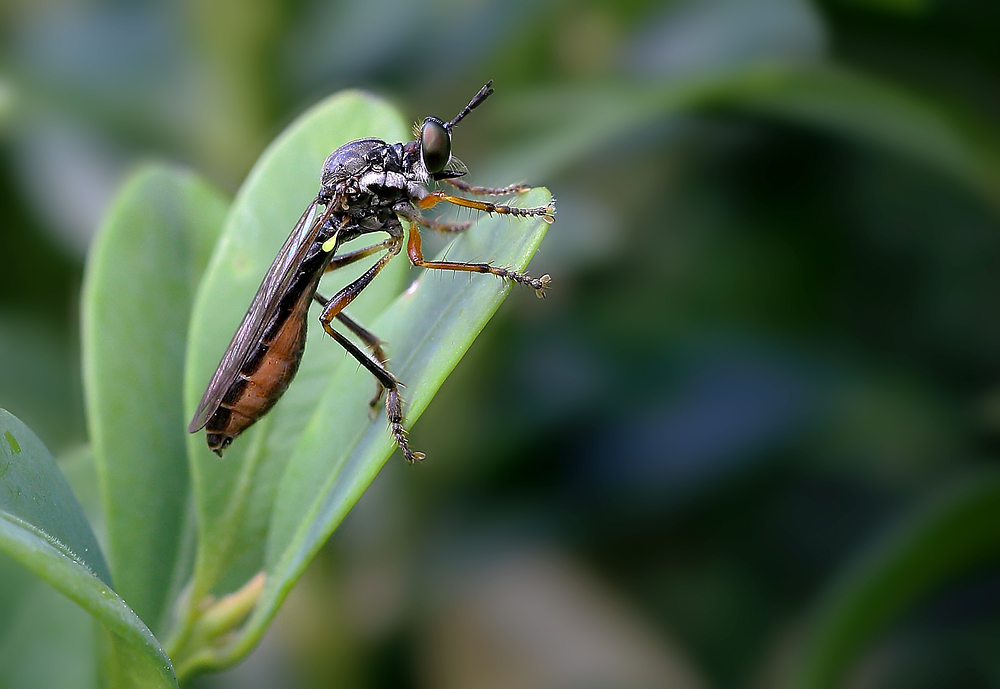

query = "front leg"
[445, 178, 531, 196]
[417, 191, 555, 224]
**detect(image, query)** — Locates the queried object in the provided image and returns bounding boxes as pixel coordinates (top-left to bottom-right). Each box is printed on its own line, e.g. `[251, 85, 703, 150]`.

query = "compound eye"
[420, 118, 451, 174]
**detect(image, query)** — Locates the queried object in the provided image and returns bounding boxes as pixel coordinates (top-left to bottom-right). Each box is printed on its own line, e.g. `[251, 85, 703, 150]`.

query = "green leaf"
[268, 187, 552, 563]
[173, 89, 550, 677]
[182, 91, 410, 608]
[788, 470, 1000, 689]
[0, 409, 175, 688]
[489, 64, 1000, 212]
[82, 164, 229, 634]
[182, 186, 552, 677]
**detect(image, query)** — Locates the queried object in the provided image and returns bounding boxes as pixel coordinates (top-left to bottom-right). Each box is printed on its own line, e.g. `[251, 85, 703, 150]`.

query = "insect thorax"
[320, 138, 428, 208]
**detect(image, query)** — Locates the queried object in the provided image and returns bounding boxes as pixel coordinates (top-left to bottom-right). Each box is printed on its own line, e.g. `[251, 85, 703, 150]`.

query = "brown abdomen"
[205, 281, 316, 455]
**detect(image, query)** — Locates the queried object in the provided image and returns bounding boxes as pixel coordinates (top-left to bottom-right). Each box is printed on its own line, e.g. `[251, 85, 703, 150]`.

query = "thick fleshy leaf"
[183, 186, 552, 676]
[268, 187, 552, 564]
[82, 165, 228, 634]
[0, 409, 175, 688]
[788, 470, 1000, 689]
[183, 91, 410, 602]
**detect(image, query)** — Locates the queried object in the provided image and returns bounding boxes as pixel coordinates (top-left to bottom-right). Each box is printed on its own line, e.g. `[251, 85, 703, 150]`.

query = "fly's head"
[403, 80, 496, 184]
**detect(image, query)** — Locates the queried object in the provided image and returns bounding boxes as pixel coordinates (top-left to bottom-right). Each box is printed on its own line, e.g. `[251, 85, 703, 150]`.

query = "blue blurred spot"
[585, 351, 820, 502]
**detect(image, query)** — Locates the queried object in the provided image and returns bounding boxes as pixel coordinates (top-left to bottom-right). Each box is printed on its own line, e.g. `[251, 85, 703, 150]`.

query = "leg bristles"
[386, 387, 424, 463]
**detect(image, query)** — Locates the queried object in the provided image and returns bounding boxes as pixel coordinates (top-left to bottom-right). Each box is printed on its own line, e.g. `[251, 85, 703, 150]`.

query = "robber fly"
[188, 81, 554, 462]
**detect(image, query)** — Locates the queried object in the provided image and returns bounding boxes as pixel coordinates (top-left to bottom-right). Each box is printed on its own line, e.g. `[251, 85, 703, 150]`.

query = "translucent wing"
[188, 199, 337, 432]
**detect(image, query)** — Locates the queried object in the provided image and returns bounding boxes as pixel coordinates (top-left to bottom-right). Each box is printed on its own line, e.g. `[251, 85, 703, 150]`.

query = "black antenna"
[445, 80, 494, 130]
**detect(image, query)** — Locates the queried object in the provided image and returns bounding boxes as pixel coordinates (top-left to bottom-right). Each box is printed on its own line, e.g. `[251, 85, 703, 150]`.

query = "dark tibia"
[445, 178, 530, 196]
[410, 214, 473, 234]
[314, 296, 389, 408]
[319, 320, 423, 463]
[323, 238, 394, 273]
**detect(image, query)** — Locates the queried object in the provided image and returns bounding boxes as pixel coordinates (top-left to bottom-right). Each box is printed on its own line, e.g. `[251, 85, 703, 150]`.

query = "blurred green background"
[3, 0, 1000, 687]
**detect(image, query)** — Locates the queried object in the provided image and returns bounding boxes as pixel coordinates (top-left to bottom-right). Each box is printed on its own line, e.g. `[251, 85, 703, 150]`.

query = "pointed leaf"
[183, 91, 410, 599]
[269, 189, 552, 563]
[184, 187, 552, 675]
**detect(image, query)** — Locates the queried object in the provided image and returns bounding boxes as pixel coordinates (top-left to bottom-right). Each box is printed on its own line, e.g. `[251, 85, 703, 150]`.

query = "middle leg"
[321, 322, 423, 463]
[324, 238, 395, 273]
[314, 295, 389, 408]
[445, 178, 530, 196]
[317, 219, 422, 462]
